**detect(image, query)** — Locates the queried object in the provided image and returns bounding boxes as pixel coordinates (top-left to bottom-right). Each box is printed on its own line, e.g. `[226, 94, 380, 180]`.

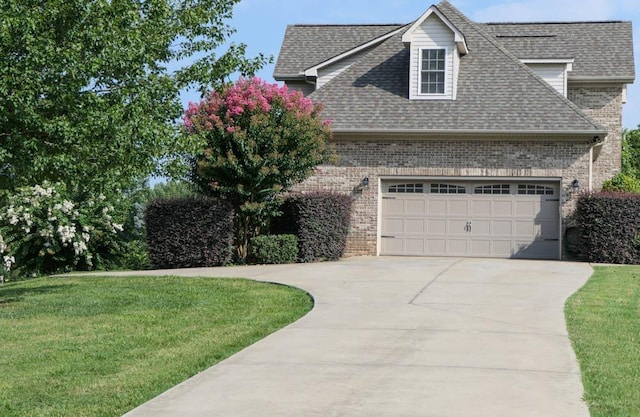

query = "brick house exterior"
[274, 1, 635, 260]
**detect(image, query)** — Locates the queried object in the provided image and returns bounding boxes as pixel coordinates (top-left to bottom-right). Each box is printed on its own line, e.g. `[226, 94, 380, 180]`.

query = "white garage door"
[381, 181, 560, 259]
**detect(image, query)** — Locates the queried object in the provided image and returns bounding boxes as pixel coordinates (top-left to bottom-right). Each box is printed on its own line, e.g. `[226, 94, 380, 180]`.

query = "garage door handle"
[381, 235, 395, 239]
[465, 222, 472, 232]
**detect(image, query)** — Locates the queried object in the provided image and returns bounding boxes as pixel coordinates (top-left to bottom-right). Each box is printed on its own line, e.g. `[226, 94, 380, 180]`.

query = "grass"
[0, 276, 313, 417]
[566, 265, 640, 417]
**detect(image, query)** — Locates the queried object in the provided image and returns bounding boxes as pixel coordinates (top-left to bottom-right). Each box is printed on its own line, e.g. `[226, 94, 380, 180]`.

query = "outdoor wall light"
[571, 179, 580, 193]
[362, 177, 370, 189]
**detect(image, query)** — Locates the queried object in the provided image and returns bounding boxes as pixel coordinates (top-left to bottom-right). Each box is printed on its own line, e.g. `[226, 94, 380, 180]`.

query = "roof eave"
[332, 128, 608, 139]
[568, 75, 635, 84]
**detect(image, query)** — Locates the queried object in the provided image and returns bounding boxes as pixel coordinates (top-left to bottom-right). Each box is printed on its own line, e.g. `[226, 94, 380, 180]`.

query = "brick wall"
[294, 138, 593, 257]
[568, 84, 624, 189]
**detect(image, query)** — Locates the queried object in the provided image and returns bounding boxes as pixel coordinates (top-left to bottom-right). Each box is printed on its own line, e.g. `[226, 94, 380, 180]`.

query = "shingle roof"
[273, 24, 403, 78]
[306, 1, 607, 134]
[482, 21, 635, 79]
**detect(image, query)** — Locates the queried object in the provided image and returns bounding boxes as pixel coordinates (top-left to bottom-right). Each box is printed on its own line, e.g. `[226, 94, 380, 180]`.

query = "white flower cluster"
[0, 181, 126, 275]
[0, 235, 11, 284]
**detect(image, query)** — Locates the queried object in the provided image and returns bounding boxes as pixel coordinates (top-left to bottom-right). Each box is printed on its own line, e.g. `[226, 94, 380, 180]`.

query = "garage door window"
[430, 184, 466, 194]
[388, 183, 424, 193]
[474, 184, 510, 195]
[517, 184, 555, 195]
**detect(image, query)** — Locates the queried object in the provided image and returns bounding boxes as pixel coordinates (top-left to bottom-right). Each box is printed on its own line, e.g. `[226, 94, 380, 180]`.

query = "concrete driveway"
[120, 257, 592, 417]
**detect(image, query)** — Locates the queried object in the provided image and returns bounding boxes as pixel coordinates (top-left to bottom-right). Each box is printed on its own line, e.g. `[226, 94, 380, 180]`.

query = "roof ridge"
[437, 1, 606, 132]
[288, 23, 404, 28]
[483, 20, 628, 25]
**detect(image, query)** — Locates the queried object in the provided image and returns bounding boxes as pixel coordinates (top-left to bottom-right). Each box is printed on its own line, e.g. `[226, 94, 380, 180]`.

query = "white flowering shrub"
[0, 182, 126, 277]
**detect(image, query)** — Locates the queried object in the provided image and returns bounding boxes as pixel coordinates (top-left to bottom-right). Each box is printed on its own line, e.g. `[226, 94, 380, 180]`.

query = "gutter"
[332, 128, 608, 138]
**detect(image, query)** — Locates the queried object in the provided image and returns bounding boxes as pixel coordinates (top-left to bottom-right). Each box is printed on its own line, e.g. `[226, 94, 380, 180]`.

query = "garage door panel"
[515, 200, 537, 217]
[406, 199, 426, 215]
[382, 218, 404, 234]
[427, 219, 447, 234]
[384, 199, 405, 215]
[493, 201, 513, 216]
[515, 220, 535, 237]
[405, 219, 425, 234]
[472, 219, 491, 235]
[470, 239, 492, 256]
[381, 237, 403, 254]
[471, 200, 492, 216]
[538, 201, 560, 219]
[427, 239, 447, 254]
[428, 200, 447, 215]
[492, 220, 513, 235]
[381, 181, 560, 260]
[539, 220, 560, 239]
[449, 200, 469, 216]
[448, 219, 469, 235]
[448, 239, 468, 255]
[492, 240, 513, 257]
[405, 239, 425, 254]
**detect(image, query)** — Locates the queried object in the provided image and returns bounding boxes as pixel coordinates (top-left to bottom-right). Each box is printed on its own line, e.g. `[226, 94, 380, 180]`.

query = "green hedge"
[273, 192, 352, 262]
[601, 173, 640, 193]
[249, 234, 298, 264]
[576, 192, 640, 264]
[145, 198, 234, 269]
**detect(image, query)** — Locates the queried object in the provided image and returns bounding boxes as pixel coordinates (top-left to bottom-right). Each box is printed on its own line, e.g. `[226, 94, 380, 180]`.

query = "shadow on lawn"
[0, 284, 76, 306]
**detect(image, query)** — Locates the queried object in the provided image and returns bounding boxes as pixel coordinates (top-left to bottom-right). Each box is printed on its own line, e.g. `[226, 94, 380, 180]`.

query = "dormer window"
[421, 48, 446, 94]
[402, 5, 467, 101]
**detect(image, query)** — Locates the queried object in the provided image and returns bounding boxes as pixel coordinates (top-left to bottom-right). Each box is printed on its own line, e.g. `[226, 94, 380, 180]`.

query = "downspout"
[589, 147, 594, 191]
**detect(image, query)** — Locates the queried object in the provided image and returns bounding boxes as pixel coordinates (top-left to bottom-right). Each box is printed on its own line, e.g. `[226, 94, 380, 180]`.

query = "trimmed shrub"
[249, 234, 298, 264]
[576, 192, 640, 264]
[273, 192, 352, 262]
[601, 173, 640, 193]
[146, 198, 234, 269]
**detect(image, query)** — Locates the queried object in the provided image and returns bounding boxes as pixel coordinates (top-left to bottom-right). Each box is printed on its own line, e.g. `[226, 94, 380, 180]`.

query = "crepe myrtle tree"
[184, 77, 334, 261]
[0, 0, 269, 196]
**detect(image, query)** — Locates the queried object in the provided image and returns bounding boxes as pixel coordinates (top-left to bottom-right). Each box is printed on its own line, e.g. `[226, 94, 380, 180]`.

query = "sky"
[190, 0, 640, 129]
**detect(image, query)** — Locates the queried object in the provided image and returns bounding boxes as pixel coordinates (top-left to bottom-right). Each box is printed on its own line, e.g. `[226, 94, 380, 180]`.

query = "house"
[273, 1, 635, 260]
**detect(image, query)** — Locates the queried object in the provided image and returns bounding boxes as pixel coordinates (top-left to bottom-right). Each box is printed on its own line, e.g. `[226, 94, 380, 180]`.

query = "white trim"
[418, 47, 448, 97]
[521, 58, 574, 70]
[568, 75, 635, 83]
[401, 6, 468, 55]
[303, 27, 405, 78]
[376, 177, 383, 256]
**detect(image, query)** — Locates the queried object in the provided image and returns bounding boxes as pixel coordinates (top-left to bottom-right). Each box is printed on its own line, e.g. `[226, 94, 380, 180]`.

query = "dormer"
[402, 5, 468, 100]
[521, 59, 574, 97]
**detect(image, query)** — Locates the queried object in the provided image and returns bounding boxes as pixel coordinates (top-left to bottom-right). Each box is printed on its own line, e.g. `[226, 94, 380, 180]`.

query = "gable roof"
[401, 5, 468, 54]
[304, 1, 608, 135]
[273, 24, 403, 79]
[482, 21, 635, 81]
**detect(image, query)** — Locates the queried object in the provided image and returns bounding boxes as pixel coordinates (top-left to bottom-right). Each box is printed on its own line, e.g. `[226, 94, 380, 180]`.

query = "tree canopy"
[184, 77, 334, 259]
[0, 0, 268, 196]
[623, 125, 640, 179]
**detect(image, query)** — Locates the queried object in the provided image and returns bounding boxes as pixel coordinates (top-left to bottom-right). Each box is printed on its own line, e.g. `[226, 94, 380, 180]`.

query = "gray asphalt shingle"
[482, 21, 634, 79]
[273, 24, 404, 78]
[274, 1, 633, 134]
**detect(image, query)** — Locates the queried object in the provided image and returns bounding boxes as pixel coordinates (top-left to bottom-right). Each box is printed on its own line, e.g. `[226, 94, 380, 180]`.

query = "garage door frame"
[376, 176, 563, 259]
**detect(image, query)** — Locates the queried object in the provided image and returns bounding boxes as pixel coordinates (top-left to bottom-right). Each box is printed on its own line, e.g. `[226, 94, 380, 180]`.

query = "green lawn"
[0, 276, 313, 417]
[566, 265, 640, 417]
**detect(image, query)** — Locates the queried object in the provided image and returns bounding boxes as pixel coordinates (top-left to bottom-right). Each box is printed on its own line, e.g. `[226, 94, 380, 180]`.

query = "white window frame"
[419, 47, 447, 96]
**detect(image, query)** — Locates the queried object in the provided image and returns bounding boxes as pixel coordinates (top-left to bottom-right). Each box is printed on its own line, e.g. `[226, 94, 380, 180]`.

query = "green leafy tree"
[0, 0, 268, 196]
[622, 126, 640, 179]
[184, 77, 334, 260]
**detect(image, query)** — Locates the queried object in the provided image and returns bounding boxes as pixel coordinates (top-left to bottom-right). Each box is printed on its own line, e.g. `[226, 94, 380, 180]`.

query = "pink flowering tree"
[184, 77, 334, 260]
